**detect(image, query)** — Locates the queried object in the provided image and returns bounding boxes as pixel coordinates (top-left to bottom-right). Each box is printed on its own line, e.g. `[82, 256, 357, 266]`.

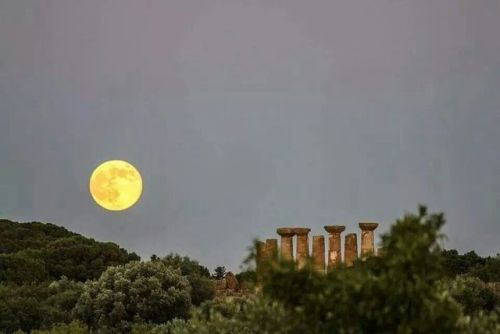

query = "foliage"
[213, 266, 226, 280]
[447, 275, 500, 315]
[235, 270, 256, 291]
[159, 254, 210, 278]
[0, 250, 48, 284]
[160, 254, 215, 306]
[465, 309, 500, 334]
[0, 219, 140, 284]
[3, 209, 500, 334]
[73, 260, 192, 333]
[42, 236, 140, 281]
[29, 321, 90, 334]
[0, 220, 78, 253]
[0, 278, 83, 333]
[441, 249, 500, 282]
[130, 297, 296, 334]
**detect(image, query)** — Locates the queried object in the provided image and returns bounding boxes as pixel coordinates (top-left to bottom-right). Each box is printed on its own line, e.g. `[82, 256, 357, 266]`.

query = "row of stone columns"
[268, 222, 379, 272]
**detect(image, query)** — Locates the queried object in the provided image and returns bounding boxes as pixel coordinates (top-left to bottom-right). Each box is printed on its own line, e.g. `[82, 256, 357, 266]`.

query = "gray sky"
[1, 0, 499, 271]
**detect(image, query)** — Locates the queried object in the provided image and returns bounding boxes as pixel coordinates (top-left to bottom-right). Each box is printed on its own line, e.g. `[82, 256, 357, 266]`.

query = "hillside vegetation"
[1, 209, 499, 333]
[0, 219, 140, 283]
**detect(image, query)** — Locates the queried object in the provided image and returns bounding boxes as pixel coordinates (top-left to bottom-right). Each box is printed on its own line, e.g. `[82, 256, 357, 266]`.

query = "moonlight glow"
[89, 160, 143, 211]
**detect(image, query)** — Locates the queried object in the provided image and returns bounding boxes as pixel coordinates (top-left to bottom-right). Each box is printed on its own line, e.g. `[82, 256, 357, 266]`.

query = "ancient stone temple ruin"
[257, 222, 380, 274]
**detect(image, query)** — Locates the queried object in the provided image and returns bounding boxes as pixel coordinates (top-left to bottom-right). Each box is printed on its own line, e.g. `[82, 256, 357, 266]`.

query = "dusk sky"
[1, 1, 499, 271]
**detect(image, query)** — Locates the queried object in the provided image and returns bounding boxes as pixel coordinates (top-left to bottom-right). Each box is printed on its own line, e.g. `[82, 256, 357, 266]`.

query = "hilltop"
[0, 219, 140, 283]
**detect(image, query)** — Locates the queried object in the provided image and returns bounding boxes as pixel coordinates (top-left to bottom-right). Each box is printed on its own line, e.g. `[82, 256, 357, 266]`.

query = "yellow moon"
[89, 160, 143, 211]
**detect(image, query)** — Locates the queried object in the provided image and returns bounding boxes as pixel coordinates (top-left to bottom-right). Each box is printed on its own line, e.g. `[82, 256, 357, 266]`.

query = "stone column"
[293, 228, 311, 269]
[324, 225, 346, 270]
[312, 235, 325, 273]
[344, 233, 358, 266]
[265, 239, 278, 262]
[359, 222, 379, 257]
[256, 241, 267, 284]
[276, 228, 296, 262]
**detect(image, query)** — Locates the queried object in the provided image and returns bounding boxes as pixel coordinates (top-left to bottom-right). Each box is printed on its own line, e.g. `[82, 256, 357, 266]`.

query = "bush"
[160, 254, 215, 306]
[0, 278, 83, 333]
[448, 275, 500, 315]
[131, 297, 297, 334]
[235, 270, 256, 291]
[465, 309, 500, 334]
[74, 260, 192, 333]
[30, 321, 89, 334]
[441, 249, 500, 282]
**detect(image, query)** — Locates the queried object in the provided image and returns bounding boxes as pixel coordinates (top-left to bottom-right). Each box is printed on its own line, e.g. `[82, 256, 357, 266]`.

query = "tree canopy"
[0, 219, 140, 283]
[73, 260, 192, 332]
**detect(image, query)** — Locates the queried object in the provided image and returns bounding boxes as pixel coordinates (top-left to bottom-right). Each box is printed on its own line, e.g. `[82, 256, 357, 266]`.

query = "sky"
[1, 0, 499, 271]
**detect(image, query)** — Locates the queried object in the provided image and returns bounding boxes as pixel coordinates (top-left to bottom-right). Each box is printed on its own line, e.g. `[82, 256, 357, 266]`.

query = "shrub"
[160, 254, 215, 306]
[448, 275, 500, 315]
[131, 297, 297, 334]
[0, 278, 83, 333]
[74, 260, 192, 333]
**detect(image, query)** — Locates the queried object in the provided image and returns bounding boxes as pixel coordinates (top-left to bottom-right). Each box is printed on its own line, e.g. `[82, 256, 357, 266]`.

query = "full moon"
[89, 160, 143, 211]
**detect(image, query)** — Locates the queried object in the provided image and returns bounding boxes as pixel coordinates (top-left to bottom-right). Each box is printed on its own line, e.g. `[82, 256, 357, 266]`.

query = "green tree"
[0, 278, 83, 333]
[160, 254, 215, 306]
[448, 275, 500, 315]
[0, 250, 48, 284]
[235, 269, 256, 291]
[441, 249, 500, 282]
[213, 266, 226, 280]
[0, 220, 78, 253]
[0, 220, 140, 284]
[160, 254, 210, 278]
[43, 236, 140, 282]
[74, 260, 192, 333]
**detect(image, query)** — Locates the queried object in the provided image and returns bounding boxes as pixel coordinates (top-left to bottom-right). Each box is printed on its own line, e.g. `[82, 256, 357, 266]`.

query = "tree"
[441, 249, 500, 282]
[43, 236, 140, 282]
[74, 260, 192, 332]
[448, 275, 500, 315]
[0, 220, 78, 254]
[160, 254, 210, 278]
[0, 250, 48, 284]
[0, 278, 83, 333]
[161, 254, 215, 306]
[0, 220, 140, 283]
[213, 266, 226, 280]
[235, 269, 256, 291]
